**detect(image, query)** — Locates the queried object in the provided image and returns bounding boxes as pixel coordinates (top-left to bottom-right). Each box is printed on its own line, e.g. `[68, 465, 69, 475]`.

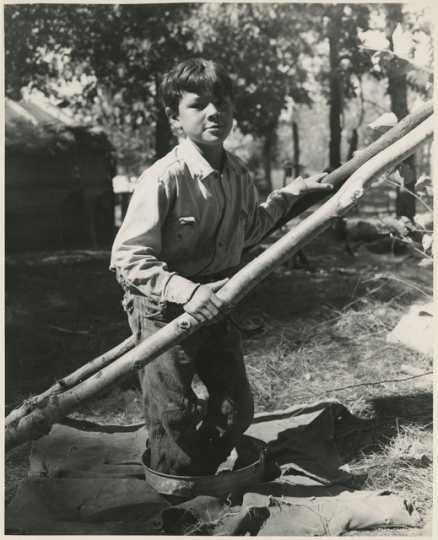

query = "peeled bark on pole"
[5, 115, 433, 452]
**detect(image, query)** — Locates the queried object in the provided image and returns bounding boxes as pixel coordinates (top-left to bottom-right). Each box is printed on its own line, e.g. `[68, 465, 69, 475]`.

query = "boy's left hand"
[183, 278, 228, 324]
[283, 172, 332, 196]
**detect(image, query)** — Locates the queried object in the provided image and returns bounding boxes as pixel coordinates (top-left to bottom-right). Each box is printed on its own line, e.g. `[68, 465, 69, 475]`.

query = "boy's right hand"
[183, 278, 228, 323]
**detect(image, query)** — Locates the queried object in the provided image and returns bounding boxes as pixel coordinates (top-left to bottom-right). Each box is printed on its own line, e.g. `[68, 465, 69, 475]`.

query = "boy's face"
[169, 91, 233, 148]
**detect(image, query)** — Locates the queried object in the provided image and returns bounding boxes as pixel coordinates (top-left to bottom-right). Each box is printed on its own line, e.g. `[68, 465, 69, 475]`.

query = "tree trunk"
[328, 5, 343, 169]
[385, 4, 416, 219]
[395, 157, 416, 218]
[5, 112, 434, 451]
[292, 120, 300, 177]
[263, 128, 277, 191]
[347, 129, 359, 160]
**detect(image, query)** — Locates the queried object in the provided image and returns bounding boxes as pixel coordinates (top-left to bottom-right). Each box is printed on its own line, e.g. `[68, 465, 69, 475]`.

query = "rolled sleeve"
[243, 177, 300, 248]
[163, 274, 200, 304]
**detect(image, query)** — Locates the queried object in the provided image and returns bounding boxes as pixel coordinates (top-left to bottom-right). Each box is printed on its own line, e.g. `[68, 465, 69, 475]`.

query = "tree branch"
[5, 336, 135, 426]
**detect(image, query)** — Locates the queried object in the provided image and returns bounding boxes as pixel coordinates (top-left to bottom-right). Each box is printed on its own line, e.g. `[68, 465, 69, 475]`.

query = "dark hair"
[160, 58, 233, 114]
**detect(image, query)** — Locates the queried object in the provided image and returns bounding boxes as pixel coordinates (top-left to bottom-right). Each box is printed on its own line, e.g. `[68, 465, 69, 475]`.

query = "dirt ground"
[5, 227, 433, 535]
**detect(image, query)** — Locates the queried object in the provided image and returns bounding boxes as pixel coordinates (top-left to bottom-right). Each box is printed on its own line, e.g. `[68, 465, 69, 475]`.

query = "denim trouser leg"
[124, 292, 254, 475]
[194, 320, 254, 464]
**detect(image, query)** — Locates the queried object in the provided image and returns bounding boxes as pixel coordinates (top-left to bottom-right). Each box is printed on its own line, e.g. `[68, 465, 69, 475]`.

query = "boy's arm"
[112, 173, 226, 322]
[243, 172, 331, 248]
[110, 173, 198, 305]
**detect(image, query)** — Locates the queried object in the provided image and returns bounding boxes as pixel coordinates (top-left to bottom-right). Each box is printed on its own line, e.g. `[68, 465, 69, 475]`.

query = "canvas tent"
[5, 96, 116, 251]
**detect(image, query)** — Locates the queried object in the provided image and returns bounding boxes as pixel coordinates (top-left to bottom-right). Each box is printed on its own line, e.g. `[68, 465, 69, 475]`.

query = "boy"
[111, 58, 331, 476]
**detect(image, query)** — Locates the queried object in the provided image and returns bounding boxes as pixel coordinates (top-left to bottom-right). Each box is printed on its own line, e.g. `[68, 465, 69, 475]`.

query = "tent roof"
[5, 96, 112, 156]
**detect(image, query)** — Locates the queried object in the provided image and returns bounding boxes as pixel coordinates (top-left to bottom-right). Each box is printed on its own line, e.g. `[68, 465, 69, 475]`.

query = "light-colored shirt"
[110, 138, 301, 304]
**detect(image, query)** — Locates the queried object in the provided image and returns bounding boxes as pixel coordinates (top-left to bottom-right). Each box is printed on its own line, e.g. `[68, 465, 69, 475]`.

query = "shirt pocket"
[163, 214, 198, 254]
[175, 216, 197, 241]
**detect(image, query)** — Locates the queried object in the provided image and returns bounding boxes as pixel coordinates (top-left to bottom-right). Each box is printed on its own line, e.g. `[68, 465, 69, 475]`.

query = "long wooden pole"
[6, 102, 432, 430]
[5, 115, 433, 451]
[5, 336, 136, 426]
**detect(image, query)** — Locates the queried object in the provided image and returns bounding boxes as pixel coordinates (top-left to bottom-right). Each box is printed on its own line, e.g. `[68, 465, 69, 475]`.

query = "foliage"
[365, 4, 434, 99]
[306, 3, 372, 99]
[5, 3, 319, 173]
[190, 3, 313, 138]
[379, 169, 433, 263]
[4, 3, 432, 179]
[5, 4, 197, 170]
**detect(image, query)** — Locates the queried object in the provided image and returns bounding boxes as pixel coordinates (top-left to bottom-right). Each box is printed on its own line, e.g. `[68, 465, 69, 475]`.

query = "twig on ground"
[382, 289, 410, 308]
[47, 325, 91, 335]
[349, 273, 364, 301]
[321, 371, 433, 394]
[341, 282, 388, 311]
[367, 274, 432, 297]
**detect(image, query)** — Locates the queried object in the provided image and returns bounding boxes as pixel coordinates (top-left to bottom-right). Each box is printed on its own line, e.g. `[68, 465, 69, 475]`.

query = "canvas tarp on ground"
[6, 400, 422, 535]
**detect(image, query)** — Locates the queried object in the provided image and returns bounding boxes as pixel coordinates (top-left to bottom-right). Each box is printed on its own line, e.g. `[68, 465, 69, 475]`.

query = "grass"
[237, 234, 433, 535]
[350, 425, 433, 510]
[4, 231, 433, 534]
[245, 297, 431, 414]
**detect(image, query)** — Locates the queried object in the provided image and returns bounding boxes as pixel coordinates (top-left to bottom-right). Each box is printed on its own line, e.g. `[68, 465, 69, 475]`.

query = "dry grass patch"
[350, 426, 432, 511]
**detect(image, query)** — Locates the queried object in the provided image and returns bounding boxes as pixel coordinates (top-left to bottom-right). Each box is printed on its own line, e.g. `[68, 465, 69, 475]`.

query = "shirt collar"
[179, 138, 227, 182]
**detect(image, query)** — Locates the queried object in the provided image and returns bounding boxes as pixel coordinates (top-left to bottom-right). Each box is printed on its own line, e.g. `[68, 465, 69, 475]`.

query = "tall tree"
[326, 4, 344, 169]
[191, 2, 313, 189]
[292, 119, 301, 178]
[385, 4, 414, 219]
[299, 5, 371, 170]
[365, 4, 433, 218]
[4, 4, 197, 167]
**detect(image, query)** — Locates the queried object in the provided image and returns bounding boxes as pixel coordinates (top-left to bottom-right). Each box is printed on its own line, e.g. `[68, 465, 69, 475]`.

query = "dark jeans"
[123, 291, 254, 476]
